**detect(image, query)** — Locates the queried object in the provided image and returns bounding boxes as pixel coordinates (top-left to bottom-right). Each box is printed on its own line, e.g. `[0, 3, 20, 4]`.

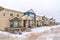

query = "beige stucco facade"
[45, 18, 50, 26]
[0, 7, 24, 30]
[36, 16, 42, 27]
[0, 7, 55, 31]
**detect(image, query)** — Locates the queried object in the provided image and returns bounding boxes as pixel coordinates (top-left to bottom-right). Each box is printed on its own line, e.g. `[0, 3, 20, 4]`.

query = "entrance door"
[24, 20, 26, 27]
[13, 21, 19, 27]
[37, 21, 40, 27]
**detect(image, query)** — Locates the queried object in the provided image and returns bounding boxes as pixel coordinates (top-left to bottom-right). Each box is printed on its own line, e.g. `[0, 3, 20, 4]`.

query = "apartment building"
[0, 7, 55, 32]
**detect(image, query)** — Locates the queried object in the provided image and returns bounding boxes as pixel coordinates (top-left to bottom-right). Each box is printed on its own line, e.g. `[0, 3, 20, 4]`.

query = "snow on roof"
[28, 9, 34, 12]
[0, 6, 24, 13]
[48, 17, 52, 18]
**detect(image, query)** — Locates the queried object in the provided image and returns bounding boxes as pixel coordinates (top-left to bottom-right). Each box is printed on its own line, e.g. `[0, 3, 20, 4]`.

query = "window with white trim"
[10, 11, 13, 16]
[16, 12, 19, 17]
[3, 9, 6, 16]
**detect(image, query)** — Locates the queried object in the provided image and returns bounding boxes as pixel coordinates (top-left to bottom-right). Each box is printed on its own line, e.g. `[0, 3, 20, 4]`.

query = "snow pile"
[35, 26, 60, 40]
[0, 25, 60, 40]
[31, 27, 51, 32]
[0, 31, 16, 40]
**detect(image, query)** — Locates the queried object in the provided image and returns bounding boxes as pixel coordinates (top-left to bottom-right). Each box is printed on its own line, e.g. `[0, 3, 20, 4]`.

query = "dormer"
[24, 9, 36, 20]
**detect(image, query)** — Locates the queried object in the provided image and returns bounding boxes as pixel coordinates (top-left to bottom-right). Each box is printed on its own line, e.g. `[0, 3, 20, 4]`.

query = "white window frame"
[10, 11, 13, 16]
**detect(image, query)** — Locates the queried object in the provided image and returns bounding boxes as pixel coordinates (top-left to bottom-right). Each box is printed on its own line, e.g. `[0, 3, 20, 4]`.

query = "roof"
[28, 9, 34, 13]
[0, 6, 24, 13]
[9, 16, 21, 21]
[26, 9, 35, 14]
[0, 6, 4, 11]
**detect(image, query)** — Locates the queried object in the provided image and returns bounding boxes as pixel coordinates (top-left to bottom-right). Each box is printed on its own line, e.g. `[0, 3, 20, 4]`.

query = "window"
[10, 13, 13, 16]
[17, 14, 19, 17]
[10, 22, 13, 27]
[10, 11, 13, 16]
[42, 16, 46, 20]
[3, 9, 6, 16]
[30, 14, 34, 17]
[13, 21, 18, 27]
[30, 21, 35, 26]
[3, 13, 5, 16]
[30, 14, 34, 20]
[37, 21, 40, 26]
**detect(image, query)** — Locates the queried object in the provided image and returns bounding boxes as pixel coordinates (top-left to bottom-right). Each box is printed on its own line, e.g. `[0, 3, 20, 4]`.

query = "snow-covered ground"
[36, 27, 60, 40]
[0, 25, 60, 40]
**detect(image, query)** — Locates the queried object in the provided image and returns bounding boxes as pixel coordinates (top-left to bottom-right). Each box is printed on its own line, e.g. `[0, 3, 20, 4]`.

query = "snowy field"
[0, 25, 60, 40]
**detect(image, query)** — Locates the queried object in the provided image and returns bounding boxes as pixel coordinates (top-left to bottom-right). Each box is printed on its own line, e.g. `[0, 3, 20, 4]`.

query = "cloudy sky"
[0, 0, 60, 22]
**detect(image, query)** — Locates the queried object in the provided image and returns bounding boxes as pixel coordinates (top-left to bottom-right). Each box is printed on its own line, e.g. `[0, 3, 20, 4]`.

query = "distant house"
[42, 16, 50, 26]
[36, 16, 42, 27]
[49, 17, 55, 25]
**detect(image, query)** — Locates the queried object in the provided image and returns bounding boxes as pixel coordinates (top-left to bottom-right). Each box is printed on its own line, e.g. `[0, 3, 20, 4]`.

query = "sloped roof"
[26, 9, 35, 13]
[28, 9, 34, 12]
[21, 15, 28, 20]
[0, 6, 4, 11]
[0, 6, 24, 13]
[9, 16, 21, 21]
